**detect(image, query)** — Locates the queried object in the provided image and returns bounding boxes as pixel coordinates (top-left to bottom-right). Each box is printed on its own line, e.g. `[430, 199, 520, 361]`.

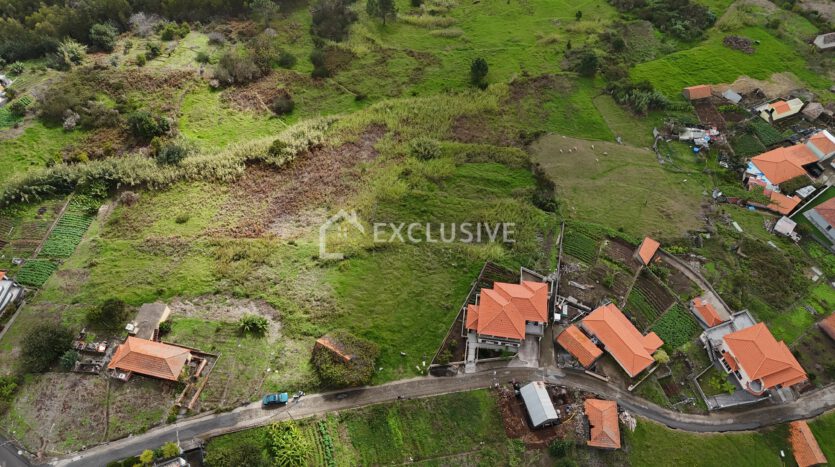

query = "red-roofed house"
[580, 304, 664, 377]
[806, 130, 835, 161]
[719, 323, 807, 395]
[766, 190, 802, 216]
[804, 197, 835, 246]
[556, 325, 603, 368]
[108, 336, 191, 381]
[789, 420, 827, 467]
[465, 280, 549, 349]
[747, 145, 819, 187]
[584, 399, 621, 449]
[690, 297, 726, 328]
[682, 85, 712, 101]
[634, 237, 660, 266]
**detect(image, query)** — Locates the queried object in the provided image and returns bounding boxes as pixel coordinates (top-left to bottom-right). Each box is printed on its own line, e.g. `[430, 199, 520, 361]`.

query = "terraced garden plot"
[635, 273, 677, 317]
[602, 237, 642, 271]
[749, 119, 784, 147]
[40, 209, 95, 258]
[8, 240, 39, 258]
[625, 287, 661, 329]
[651, 304, 702, 350]
[15, 259, 58, 287]
[730, 133, 766, 158]
[562, 229, 600, 264]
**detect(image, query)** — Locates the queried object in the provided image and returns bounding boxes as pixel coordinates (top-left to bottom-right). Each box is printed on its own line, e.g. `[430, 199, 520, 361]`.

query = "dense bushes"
[470, 57, 488, 87]
[609, 0, 716, 41]
[311, 330, 380, 387]
[238, 314, 269, 336]
[310, 0, 358, 42]
[53, 38, 87, 69]
[128, 110, 170, 140]
[270, 93, 295, 115]
[21, 323, 73, 373]
[86, 298, 130, 329]
[409, 137, 441, 160]
[89, 23, 118, 51]
[204, 439, 269, 467]
[214, 47, 264, 85]
[607, 80, 670, 115]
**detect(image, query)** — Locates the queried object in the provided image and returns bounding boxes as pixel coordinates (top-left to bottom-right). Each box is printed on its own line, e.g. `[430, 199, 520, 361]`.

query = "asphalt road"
[49, 368, 835, 467]
[0, 434, 31, 467]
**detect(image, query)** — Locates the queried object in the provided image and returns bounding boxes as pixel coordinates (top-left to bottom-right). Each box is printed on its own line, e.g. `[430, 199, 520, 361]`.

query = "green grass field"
[530, 134, 707, 238]
[0, 122, 85, 186]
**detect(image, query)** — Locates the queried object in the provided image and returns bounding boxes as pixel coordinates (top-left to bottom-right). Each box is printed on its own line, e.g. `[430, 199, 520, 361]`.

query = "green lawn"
[809, 411, 835, 462]
[625, 419, 790, 467]
[530, 134, 707, 238]
[632, 27, 832, 99]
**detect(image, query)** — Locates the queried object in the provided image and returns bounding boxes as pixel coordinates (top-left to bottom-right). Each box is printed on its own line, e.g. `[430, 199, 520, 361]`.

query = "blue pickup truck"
[262, 392, 289, 407]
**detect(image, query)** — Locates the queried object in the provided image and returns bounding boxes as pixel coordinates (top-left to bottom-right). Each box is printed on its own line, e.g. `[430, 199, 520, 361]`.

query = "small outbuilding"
[789, 420, 827, 467]
[819, 313, 835, 342]
[722, 89, 742, 104]
[813, 33, 835, 51]
[683, 85, 712, 101]
[556, 325, 602, 368]
[584, 399, 621, 449]
[130, 302, 171, 341]
[634, 237, 660, 266]
[519, 381, 560, 428]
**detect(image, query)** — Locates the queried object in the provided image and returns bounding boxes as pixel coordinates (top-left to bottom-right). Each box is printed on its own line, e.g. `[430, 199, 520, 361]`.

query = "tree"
[575, 49, 598, 77]
[575, 10, 582, 20]
[310, 0, 358, 42]
[469, 57, 488, 87]
[20, 323, 73, 373]
[653, 349, 670, 364]
[238, 314, 269, 336]
[214, 47, 263, 85]
[128, 111, 169, 140]
[266, 422, 310, 467]
[139, 449, 155, 465]
[89, 23, 118, 51]
[54, 38, 87, 69]
[155, 140, 190, 165]
[160, 442, 180, 458]
[87, 298, 130, 329]
[145, 41, 161, 59]
[270, 93, 294, 115]
[366, 0, 396, 25]
[59, 350, 79, 371]
[249, 0, 281, 26]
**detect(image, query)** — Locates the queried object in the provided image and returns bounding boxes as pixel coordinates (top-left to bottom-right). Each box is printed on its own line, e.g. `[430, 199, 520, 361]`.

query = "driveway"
[509, 335, 539, 368]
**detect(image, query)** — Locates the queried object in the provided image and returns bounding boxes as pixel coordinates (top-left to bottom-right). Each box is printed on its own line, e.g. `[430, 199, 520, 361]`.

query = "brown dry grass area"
[208, 125, 385, 238]
[725, 73, 805, 99]
[168, 295, 283, 339]
[222, 71, 286, 113]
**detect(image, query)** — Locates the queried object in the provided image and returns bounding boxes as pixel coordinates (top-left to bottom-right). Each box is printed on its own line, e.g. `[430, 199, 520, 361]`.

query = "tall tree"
[249, 0, 280, 26]
[366, 0, 396, 25]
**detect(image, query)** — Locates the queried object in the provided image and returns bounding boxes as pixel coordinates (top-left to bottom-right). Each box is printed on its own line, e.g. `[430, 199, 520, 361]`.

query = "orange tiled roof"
[818, 313, 835, 341]
[808, 131, 835, 156]
[107, 336, 190, 381]
[723, 323, 807, 391]
[556, 325, 602, 367]
[0, 271, 5, 281]
[466, 281, 548, 340]
[724, 352, 739, 372]
[585, 399, 621, 449]
[684, 85, 711, 100]
[581, 304, 663, 377]
[692, 297, 725, 327]
[789, 420, 827, 467]
[315, 337, 352, 362]
[771, 100, 791, 115]
[767, 191, 802, 215]
[812, 197, 835, 228]
[637, 237, 660, 265]
[751, 145, 818, 185]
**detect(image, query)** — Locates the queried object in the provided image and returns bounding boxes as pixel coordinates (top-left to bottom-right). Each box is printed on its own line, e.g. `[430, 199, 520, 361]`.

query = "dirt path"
[658, 251, 732, 320]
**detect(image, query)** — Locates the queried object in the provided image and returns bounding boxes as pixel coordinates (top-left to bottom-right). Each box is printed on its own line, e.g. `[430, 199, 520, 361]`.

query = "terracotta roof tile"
[692, 297, 725, 327]
[585, 399, 621, 449]
[751, 145, 818, 185]
[107, 337, 190, 381]
[819, 313, 835, 341]
[637, 237, 660, 265]
[684, 85, 712, 100]
[767, 191, 802, 216]
[789, 420, 827, 467]
[315, 337, 352, 362]
[466, 281, 548, 340]
[808, 131, 835, 156]
[723, 323, 806, 392]
[556, 325, 603, 367]
[771, 100, 791, 114]
[581, 304, 663, 377]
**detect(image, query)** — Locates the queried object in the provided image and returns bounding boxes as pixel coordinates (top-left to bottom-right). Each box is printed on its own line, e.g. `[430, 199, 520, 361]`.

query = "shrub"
[207, 31, 226, 45]
[778, 175, 810, 196]
[277, 51, 297, 68]
[158, 320, 172, 335]
[8, 61, 25, 75]
[470, 57, 488, 86]
[128, 110, 169, 140]
[309, 48, 331, 78]
[145, 41, 162, 60]
[54, 39, 87, 69]
[0, 376, 18, 413]
[20, 323, 73, 373]
[8, 99, 26, 116]
[175, 213, 190, 224]
[204, 440, 268, 467]
[549, 439, 573, 458]
[160, 442, 180, 458]
[270, 93, 295, 115]
[195, 51, 211, 64]
[238, 314, 269, 336]
[574, 48, 598, 77]
[136, 54, 147, 66]
[409, 137, 441, 160]
[156, 140, 190, 165]
[214, 47, 263, 85]
[159, 22, 189, 41]
[310, 0, 358, 42]
[59, 350, 79, 371]
[311, 330, 379, 387]
[87, 298, 130, 329]
[89, 23, 118, 52]
[139, 450, 155, 465]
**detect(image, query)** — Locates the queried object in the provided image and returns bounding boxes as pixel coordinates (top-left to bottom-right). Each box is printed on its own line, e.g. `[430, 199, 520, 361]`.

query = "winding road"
[48, 367, 835, 467]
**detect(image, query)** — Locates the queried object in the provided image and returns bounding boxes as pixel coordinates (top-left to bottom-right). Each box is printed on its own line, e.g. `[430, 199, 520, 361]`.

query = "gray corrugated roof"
[520, 381, 559, 427]
[722, 89, 742, 104]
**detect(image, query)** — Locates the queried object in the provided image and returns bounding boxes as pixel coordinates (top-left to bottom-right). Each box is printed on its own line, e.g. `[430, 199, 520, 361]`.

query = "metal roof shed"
[519, 381, 559, 428]
[722, 89, 742, 104]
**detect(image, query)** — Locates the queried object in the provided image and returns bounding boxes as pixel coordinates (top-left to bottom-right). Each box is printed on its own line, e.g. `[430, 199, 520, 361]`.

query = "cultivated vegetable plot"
[40, 203, 95, 258]
[625, 287, 660, 329]
[651, 304, 701, 350]
[16, 259, 58, 287]
[562, 229, 599, 264]
[749, 120, 783, 147]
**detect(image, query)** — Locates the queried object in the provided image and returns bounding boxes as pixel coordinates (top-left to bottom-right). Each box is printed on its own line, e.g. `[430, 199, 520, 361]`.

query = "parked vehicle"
[262, 392, 289, 407]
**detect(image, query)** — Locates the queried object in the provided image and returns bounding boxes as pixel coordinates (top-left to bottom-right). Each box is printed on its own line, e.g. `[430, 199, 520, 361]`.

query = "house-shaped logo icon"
[319, 210, 365, 260]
